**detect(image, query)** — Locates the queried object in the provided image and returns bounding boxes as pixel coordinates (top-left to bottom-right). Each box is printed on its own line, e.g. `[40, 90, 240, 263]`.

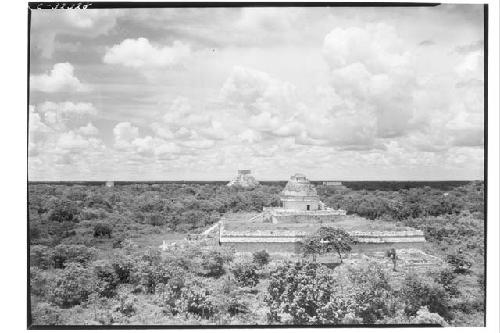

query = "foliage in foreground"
[29, 181, 485, 326]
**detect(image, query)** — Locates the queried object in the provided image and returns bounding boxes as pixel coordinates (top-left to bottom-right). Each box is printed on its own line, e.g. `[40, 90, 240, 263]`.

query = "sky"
[28, 4, 485, 181]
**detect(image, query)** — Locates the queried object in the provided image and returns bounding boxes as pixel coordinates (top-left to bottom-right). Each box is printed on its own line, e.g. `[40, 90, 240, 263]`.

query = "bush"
[181, 245, 234, 278]
[93, 223, 112, 238]
[30, 267, 48, 297]
[266, 261, 342, 324]
[48, 263, 96, 307]
[112, 237, 125, 249]
[144, 213, 166, 226]
[400, 274, 452, 321]
[31, 302, 63, 325]
[115, 293, 137, 316]
[30, 245, 54, 269]
[347, 263, 398, 324]
[132, 261, 173, 294]
[446, 251, 473, 274]
[231, 262, 259, 288]
[412, 306, 448, 326]
[182, 283, 216, 319]
[80, 208, 107, 220]
[252, 250, 270, 266]
[47, 200, 80, 223]
[93, 261, 120, 298]
[52, 244, 97, 268]
[111, 254, 136, 284]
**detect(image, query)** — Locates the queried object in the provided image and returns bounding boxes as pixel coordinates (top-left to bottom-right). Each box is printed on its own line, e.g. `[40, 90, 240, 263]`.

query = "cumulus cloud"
[113, 122, 140, 149]
[220, 65, 382, 151]
[57, 131, 99, 152]
[77, 123, 99, 136]
[220, 66, 304, 141]
[31, 9, 120, 58]
[103, 38, 191, 68]
[30, 63, 89, 93]
[455, 50, 483, 76]
[321, 23, 416, 142]
[455, 40, 483, 54]
[113, 122, 185, 160]
[29, 103, 106, 171]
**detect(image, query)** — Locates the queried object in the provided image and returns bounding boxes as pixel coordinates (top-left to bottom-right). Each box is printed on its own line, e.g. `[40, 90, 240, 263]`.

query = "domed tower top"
[280, 173, 321, 211]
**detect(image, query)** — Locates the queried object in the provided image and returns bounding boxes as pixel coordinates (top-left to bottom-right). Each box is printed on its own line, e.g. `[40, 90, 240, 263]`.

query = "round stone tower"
[280, 173, 322, 211]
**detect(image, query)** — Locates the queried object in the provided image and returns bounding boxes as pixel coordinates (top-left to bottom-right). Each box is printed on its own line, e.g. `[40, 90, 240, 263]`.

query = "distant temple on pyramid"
[227, 169, 259, 188]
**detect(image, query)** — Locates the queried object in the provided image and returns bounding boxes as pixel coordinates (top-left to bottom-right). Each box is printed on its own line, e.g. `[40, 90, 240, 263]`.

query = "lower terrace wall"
[219, 229, 426, 254]
[220, 240, 426, 254]
[272, 214, 347, 224]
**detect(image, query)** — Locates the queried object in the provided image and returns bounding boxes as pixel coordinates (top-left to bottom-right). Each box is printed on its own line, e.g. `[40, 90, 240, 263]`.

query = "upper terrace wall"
[282, 200, 321, 211]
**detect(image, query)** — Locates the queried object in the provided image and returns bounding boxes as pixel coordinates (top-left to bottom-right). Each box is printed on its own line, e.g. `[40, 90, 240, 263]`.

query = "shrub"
[446, 250, 473, 274]
[182, 283, 216, 319]
[266, 261, 342, 324]
[412, 306, 448, 326]
[30, 245, 54, 269]
[111, 254, 136, 284]
[52, 244, 97, 268]
[347, 263, 398, 324]
[436, 269, 459, 296]
[31, 302, 63, 325]
[48, 263, 96, 307]
[115, 293, 137, 316]
[30, 267, 48, 297]
[80, 208, 107, 220]
[47, 200, 80, 223]
[112, 237, 125, 249]
[93, 261, 120, 298]
[252, 250, 270, 266]
[231, 262, 259, 288]
[145, 213, 166, 226]
[93, 223, 112, 238]
[400, 274, 452, 321]
[131, 262, 172, 294]
[182, 245, 234, 278]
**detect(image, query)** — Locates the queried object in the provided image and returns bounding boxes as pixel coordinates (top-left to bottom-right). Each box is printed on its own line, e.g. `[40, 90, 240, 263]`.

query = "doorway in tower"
[306, 205, 310, 211]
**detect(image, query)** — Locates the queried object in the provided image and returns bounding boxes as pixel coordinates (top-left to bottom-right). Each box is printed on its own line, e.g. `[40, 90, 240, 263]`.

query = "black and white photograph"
[23, 1, 497, 329]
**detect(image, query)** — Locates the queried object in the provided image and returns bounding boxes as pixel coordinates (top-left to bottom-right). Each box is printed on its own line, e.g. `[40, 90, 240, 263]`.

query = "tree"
[30, 245, 54, 269]
[347, 263, 398, 324]
[93, 223, 112, 238]
[93, 261, 119, 298]
[386, 248, 398, 271]
[446, 249, 472, 274]
[48, 263, 96, 307]
[252, 250, 270, 266]
[47, 199, 80, 223]
[52, 244, 97, 269]
[399, 274, 452, 321]
[300, 227, 354, 263]
[31, 302, 63, 325]
[266, 261, 347, 324]
[231, 262, 259, 288]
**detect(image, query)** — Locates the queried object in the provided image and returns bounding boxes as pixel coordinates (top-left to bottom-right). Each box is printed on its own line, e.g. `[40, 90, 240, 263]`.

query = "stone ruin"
[217, 173, 429, 259]
[227, 169, 259, 188]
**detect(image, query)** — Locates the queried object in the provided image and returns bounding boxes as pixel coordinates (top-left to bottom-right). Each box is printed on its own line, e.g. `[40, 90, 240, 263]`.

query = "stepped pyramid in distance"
[227, 170, 259, 188]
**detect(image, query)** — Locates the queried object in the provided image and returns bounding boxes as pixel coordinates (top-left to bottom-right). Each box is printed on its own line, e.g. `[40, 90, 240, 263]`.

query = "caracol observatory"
[278, 173, 337, 211]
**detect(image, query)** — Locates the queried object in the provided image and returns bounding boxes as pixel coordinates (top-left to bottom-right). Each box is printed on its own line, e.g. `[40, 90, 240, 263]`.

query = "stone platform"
[217, 212, 426, 254]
